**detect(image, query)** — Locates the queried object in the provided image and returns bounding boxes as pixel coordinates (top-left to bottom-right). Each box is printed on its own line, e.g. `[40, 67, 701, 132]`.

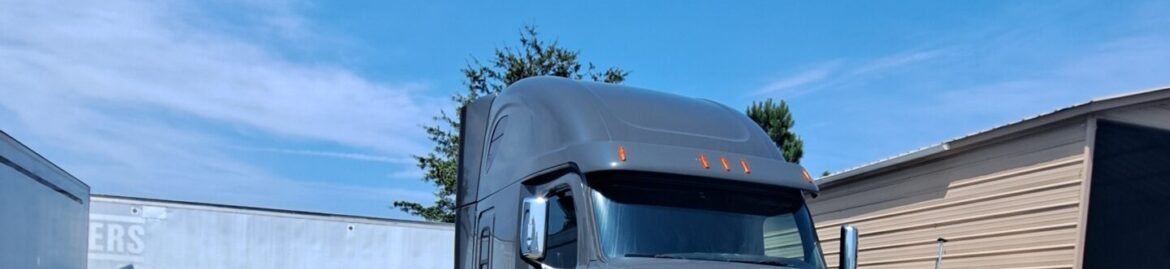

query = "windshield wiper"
[724, 259, 795, 267]
[624, 253, 686, 259]
[647, 253, 797, 268]
[624, 253, 705, 261]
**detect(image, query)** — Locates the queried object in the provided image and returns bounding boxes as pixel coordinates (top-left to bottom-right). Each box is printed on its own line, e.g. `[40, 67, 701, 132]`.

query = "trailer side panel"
[0, 131, 91, 269]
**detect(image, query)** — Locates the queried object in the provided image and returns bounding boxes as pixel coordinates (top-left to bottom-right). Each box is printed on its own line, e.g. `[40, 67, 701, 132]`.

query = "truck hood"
[592, 257, 805, 269]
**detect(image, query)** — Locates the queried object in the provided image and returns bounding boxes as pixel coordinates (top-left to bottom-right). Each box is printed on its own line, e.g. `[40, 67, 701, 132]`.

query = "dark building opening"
[1083, 120, 1170, 268]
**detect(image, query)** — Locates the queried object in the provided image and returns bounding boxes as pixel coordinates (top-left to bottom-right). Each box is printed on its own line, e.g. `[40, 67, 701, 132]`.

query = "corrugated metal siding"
[87, 196, 454, 269]
[810, 121, 1088, 269]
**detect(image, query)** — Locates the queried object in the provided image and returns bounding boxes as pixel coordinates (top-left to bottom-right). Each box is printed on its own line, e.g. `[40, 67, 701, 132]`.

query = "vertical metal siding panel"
[811, 122, 1088, 269]
[1072, 116, 1096, 269]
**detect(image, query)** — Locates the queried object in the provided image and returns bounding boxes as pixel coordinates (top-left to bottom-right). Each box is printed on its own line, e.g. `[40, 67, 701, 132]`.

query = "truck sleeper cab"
[455, 77, 856, 269]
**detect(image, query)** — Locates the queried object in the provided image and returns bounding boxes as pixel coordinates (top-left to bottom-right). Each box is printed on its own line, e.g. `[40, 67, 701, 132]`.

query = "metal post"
[934, 237, 948, 269]
[840, 226, 858, 269]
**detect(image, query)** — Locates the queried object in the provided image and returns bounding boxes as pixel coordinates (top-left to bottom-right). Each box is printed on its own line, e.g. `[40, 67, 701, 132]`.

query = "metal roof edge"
[816, 143, 949, 188]
[816, 85, 1170, 188]
[90, 194, 454, 229]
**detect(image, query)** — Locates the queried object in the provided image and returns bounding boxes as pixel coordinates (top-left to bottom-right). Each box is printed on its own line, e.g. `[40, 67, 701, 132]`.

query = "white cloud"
[928, 34, 1170, 118]
[0, 0, 435, 218]
[851, 50, 944, 75]
[753, 61, 839, 95]
[796, 1, 1170, 176]
[240, 147, 416, 164]
[753, 49, 945, 98]
[1, 0, 429, 155]
[387, 169, 425, 180]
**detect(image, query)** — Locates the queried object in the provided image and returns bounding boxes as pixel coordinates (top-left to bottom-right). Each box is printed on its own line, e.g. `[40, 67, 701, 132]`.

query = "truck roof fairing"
[458, 76, 816, 206]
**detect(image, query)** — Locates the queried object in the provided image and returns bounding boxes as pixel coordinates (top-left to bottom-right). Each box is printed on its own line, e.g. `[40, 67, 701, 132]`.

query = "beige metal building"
[810, 86, 1170, 269]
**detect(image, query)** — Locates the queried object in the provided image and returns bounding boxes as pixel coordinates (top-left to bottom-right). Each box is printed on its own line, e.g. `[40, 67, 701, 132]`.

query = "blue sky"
[2, 0, 1168, 220]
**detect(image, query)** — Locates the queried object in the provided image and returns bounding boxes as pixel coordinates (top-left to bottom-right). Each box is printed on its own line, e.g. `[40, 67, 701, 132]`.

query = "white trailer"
[0, 130, 91, 269]
[88, 195, 454, 269]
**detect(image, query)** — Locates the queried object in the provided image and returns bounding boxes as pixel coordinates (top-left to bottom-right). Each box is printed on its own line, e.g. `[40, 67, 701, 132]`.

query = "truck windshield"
[589, 172, 826, 269]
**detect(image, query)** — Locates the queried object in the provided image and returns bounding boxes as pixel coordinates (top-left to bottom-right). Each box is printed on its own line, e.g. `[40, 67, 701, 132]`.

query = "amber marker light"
[719, 156, 731, 172]
[617, 146, 627, 162]
[801, 169, 813, 183]
[698, 154, 710, 169]
[739, 159, 751, 174]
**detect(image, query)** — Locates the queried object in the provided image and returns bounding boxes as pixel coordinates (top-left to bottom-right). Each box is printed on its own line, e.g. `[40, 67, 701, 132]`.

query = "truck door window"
[544, 191, 577, 268]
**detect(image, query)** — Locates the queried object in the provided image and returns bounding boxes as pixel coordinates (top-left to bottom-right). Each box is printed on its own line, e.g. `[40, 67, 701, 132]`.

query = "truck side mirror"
[520, 197, 548, 260]
[840, 225, 859, 269]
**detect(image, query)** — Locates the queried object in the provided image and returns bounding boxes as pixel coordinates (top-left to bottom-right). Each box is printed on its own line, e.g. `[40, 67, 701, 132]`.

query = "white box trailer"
[0, 130, 91, 269]
[88, 195, 454, 269]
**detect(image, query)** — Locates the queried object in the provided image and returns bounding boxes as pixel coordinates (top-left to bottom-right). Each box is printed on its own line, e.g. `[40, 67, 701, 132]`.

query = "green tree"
[393, 26, 628, 222]
[746, 98, 804, 163]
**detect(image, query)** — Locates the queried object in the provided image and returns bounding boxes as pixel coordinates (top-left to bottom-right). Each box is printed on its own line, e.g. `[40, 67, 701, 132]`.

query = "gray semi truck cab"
[455, 77, 857, 269]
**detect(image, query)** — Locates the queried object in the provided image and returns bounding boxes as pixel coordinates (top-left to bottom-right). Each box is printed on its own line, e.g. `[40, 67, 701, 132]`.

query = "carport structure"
[810, 86, 1170, 269]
